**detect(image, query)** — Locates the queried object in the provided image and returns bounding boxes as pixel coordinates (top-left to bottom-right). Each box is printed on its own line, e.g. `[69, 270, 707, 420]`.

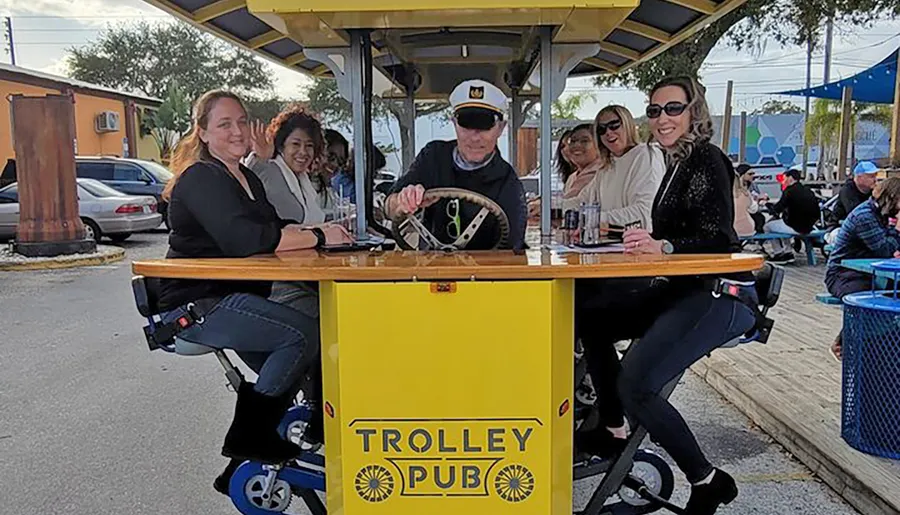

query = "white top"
[561, 143, 665, 232]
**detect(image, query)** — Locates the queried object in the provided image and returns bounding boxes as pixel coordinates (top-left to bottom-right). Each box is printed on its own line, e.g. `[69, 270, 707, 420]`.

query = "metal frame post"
[404, 87, 416, 171]
[509, 89, 522, 173]
[720, 80, 733, 152]
[539, 26, 553, 241]
[349, 30, 368, 238]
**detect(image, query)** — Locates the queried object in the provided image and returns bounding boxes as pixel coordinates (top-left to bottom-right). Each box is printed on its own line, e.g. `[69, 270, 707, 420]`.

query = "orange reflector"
[325, 401, 335, 418]
[559, 399, 570, 417]
[430, 282, 457, 294]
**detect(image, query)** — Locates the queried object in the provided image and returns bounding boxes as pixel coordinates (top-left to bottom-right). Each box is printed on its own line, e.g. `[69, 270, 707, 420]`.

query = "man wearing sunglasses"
[385, 79, 526, 250]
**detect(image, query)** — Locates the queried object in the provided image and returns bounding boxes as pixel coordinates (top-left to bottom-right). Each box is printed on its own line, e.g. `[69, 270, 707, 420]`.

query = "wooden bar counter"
[132, 249, 763, 515]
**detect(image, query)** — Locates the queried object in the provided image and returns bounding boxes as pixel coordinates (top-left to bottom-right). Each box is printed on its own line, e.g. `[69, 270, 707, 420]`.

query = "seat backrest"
[131, 275, 163, 317]
[754, 262, 785, 310]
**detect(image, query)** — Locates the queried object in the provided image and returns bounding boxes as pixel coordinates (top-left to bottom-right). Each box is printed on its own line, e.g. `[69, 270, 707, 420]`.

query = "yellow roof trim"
[193, 0, 245, 23]
[617, 20, 671, 44]
[665, 0, 717, 15]
[248, 30, 286, 49]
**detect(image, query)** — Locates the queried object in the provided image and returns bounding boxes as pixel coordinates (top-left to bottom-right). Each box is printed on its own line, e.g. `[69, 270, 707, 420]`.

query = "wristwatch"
[661, 239, 674, 254]
[309, 227, 327, 248]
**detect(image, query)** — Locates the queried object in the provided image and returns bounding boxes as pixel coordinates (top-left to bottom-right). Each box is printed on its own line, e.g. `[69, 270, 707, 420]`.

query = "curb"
[691, 361, 900, 515]
[0, 247, 126, 271]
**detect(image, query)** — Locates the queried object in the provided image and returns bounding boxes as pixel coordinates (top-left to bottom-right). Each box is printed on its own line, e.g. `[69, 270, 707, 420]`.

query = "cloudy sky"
[2, 0, 899, 118]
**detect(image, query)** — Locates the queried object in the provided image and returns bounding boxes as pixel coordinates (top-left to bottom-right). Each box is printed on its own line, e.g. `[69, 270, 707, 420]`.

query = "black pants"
[578, 281, 757, 483]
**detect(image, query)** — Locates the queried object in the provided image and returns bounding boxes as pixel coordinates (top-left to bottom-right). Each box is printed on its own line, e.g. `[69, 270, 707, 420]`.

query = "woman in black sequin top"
[577, 77, 759, 515]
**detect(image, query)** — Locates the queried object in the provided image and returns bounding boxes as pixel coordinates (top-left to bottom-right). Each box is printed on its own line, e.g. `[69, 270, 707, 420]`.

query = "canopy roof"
[778, 48, 899, 104]
[144, 0, 747, 98]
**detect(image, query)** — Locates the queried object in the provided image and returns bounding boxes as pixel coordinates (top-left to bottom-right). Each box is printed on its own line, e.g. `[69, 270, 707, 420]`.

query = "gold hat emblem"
[469, 86, 485, 99]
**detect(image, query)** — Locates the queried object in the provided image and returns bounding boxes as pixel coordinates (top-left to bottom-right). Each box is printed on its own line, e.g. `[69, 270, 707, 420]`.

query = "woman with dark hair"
[158, 90, 351, 494]
[244, 104, 328, 224]
[577, 77, 758, 515]
[825, 177, 900, 359]
[528, 125, 599, 219]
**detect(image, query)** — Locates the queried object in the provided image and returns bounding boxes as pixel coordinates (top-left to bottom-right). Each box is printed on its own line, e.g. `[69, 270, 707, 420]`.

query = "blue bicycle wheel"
[229, 461, 293, 515]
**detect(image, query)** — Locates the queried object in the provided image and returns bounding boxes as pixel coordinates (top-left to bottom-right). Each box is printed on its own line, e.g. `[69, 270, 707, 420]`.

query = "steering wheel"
[392, 187, 510, 251]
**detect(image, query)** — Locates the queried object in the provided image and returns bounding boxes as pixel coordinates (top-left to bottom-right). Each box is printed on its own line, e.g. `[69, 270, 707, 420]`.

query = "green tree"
[302, 78, 448, 170]
[752, 99, 805, 115]
[595, 0, 899, 93]
[551, 91, 597, 120]
[805, 99, 892, 179]
[66, 21, 281, 157]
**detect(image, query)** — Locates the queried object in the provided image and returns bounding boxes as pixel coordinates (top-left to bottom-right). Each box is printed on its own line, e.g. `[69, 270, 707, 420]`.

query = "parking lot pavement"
[0, 232, 857, 514]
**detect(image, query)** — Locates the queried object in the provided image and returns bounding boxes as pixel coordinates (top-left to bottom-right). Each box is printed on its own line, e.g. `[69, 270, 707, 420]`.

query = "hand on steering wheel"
[391, 186, 510, 251]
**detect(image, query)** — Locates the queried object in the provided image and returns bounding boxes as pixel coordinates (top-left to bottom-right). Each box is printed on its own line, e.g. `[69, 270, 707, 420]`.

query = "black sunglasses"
[646, 101, 689, 119]
[595, 119, 622, 136]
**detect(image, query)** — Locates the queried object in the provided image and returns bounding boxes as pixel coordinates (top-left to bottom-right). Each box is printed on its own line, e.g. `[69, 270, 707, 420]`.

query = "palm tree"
[805, 99, 892, 180]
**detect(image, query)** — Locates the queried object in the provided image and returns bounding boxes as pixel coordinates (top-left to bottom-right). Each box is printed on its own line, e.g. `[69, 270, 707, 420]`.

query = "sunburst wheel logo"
[494, 464, 535, 502]
[355, 465, 395, 502]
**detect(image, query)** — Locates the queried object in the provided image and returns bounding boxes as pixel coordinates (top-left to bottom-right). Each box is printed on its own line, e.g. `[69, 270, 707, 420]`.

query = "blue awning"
[777, 48, 898, 104]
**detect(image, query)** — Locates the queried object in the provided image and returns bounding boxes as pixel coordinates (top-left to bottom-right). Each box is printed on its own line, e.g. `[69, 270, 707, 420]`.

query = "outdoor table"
[841, 258, 895, 288]
[132, 249, 763, 515]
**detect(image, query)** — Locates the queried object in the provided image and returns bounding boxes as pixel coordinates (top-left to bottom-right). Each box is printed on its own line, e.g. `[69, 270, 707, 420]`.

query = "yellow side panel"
[320, 280, 573, 515]
[251, 0, 636, 13]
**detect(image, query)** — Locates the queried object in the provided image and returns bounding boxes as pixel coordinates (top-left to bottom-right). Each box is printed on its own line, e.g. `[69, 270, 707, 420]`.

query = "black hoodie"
[391, 140, 526, 250]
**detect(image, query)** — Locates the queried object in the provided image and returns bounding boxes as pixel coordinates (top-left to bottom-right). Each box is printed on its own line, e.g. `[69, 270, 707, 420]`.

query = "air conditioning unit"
[95, 111, 120, 133]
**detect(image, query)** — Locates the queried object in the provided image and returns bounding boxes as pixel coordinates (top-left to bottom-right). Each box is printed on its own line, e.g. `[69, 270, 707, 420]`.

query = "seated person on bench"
[384, 79, 526, 250]
[577, 76, 759, 515]
[825, 177, 900, 360]
[824, 161, 878, 245]
[155, 90, 351, 495]
[763, 168, 820, 264]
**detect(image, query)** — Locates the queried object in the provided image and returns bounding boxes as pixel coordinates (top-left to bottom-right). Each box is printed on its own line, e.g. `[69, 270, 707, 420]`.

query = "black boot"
[574, 426, 628, 459]
[213, 458, 242, 496]
[221, 382, 304, 464]
[685, 469, 738, 515]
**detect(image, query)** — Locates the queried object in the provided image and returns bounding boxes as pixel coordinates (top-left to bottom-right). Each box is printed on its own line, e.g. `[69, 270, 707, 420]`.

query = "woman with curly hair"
[244, 104, 328, 224]
[577, 77, 758, 515]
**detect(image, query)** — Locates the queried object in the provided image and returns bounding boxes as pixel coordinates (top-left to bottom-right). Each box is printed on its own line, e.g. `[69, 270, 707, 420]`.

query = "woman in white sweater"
[562, 105, 665, 232]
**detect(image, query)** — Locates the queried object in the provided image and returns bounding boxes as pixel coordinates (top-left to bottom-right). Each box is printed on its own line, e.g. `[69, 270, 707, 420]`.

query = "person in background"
[578, 76, 757, 515]
[561, 105, 665, 230]
[557, 129, 576, 184]
[763, 168, 820, 264]
[528, 125, 599, 219]
[733, 169, 760, 238]
[244, 104, 327, 225]
[326, 129, 353, 199]
[156, 90, 351, 496]
[825, 177, 900, 360]
[736, 164, 767, 233]
[385, 78, 526, 250]
[825, 161, 879, 245]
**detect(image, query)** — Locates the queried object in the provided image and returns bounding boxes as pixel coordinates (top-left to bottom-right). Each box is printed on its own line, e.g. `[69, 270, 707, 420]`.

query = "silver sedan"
[0, 178, 162, 243]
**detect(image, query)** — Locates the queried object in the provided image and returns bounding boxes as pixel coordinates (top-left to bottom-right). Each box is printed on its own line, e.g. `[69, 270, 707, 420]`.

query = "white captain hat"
[449, 79, 507, 116]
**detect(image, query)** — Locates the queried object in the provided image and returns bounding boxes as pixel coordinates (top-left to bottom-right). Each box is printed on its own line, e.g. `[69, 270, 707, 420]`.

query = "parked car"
[0, 178, 162, 243]
[0, 156, 173, 228]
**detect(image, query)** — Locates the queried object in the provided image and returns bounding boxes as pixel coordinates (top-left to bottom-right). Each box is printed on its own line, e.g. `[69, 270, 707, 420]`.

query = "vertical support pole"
[720, 80, 733, 152]
[891, 51, 900, 166]
[509, 89, 521, 174]
[739, 111, 747, 164]
[802, 38, 812, 178]
[403, 86, 416, 171]
[349, 30, 368, 238]
[5, 17, 16, 66]
[539, 26, 553, 241]
[837, 86, 853, 181]
[10, 94, 94, 256]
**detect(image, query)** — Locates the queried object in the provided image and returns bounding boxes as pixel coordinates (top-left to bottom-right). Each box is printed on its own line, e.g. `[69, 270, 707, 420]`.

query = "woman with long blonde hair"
[562, 104, 665, 230]
[158, 89, 351, 495]
[580, 77, 758, 515]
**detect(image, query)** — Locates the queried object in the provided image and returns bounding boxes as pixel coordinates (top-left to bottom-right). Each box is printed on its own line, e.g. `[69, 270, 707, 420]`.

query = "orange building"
[0, 63, 162, 164]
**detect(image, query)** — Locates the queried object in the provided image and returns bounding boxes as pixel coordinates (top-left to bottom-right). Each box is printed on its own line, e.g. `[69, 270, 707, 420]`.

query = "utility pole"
[801, 37, 812, 179]
[823, 18, 834, 83]
[4, 17, 15, 66]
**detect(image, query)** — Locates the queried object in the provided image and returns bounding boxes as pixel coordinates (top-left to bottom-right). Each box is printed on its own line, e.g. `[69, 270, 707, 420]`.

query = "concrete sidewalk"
[692, 264, 900, 515]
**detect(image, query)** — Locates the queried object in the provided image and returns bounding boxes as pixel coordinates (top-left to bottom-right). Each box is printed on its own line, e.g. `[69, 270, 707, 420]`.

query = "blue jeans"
[617, 289, 756, 483]
[162, 293, 319, 397]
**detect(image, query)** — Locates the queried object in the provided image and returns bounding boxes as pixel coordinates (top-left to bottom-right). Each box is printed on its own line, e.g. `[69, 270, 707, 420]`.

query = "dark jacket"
[651, 141, 752, 283]
[831, 177, 871, 224]
[391, 140, 526, 250]
[157, 159, 286, 311]
[769, 182, 820, 234]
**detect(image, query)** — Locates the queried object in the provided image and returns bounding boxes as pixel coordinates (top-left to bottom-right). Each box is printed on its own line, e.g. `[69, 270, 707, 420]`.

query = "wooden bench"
[741, 229, 828, 266]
